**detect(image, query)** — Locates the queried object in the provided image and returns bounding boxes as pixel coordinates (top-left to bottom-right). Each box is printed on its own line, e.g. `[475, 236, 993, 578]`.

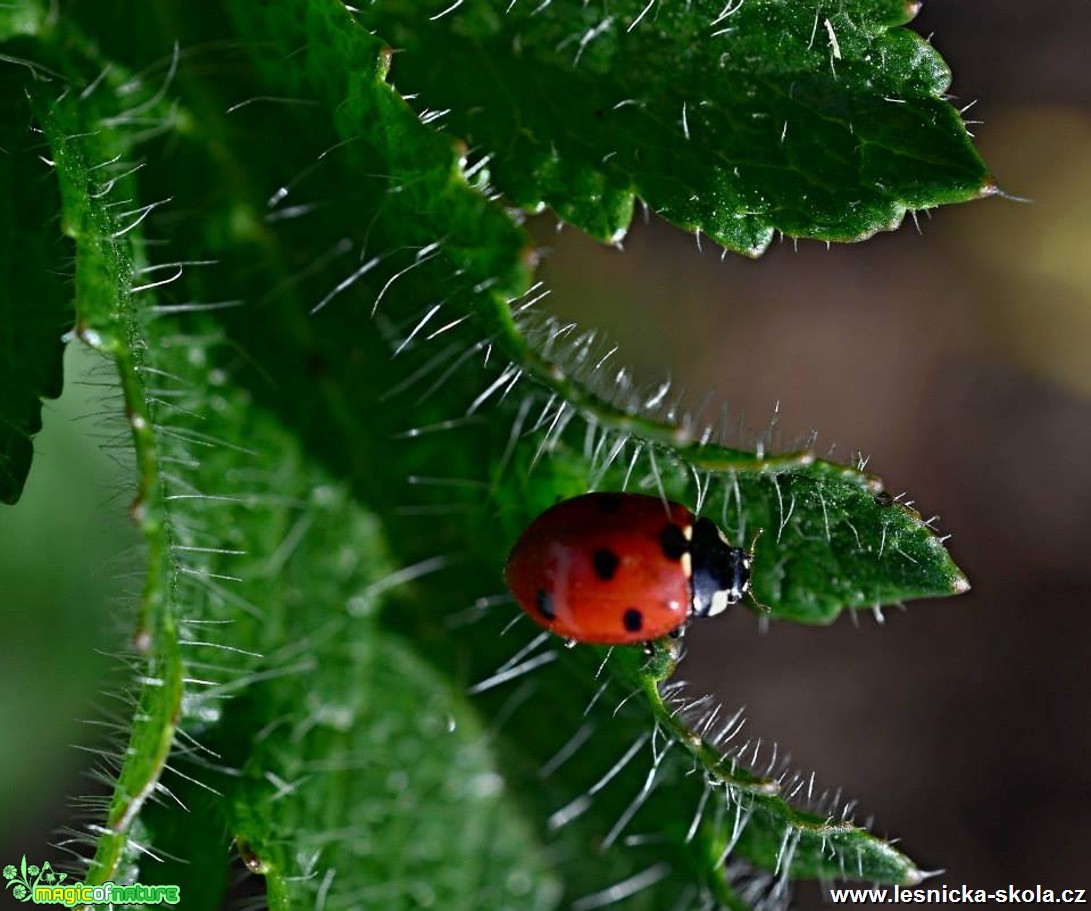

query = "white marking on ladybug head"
[681, 552, 692, 578]
[708, 590, 730, 617]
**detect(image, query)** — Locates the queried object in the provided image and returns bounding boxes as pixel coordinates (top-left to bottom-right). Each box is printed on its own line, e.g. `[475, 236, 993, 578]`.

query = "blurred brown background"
[3, 0, 1088, 905]
[536, 0, 1091, 904]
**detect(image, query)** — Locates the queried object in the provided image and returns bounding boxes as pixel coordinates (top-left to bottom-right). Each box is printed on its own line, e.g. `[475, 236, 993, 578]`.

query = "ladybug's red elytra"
[504, 492, 753, 645]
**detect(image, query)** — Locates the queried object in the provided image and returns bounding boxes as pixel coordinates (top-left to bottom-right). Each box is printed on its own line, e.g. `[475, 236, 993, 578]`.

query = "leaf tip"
[906, 866, 946, 886]
[951, 570, 971, 595]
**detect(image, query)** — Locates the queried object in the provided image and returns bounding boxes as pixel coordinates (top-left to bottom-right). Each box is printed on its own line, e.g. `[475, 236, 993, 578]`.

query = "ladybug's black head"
[689, 517, 751, 619]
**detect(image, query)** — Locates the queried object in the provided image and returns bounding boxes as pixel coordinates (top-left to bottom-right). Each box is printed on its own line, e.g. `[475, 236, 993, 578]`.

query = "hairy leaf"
[354, 0, 994, 254]
[31, 57, 184, 892]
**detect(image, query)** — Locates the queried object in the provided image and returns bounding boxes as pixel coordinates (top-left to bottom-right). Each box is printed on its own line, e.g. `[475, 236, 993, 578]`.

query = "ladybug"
[504, 492, 754, 645]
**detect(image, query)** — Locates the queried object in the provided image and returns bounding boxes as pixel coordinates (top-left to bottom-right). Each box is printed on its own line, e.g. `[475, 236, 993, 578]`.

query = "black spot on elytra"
[623, 608, 643, 633]
[596, 494, 622, 513]
[535, 589, 555, 620]
[593, 548, 620, 580]
[660, 523, 688, 560]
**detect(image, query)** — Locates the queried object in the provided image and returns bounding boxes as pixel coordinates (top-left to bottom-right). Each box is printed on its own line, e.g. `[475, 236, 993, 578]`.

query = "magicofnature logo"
[3, 857, 65, 902]
[4, 855, 181, 906]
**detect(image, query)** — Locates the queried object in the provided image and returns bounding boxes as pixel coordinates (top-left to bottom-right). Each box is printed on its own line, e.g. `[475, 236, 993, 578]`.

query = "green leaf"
[31, 64, 185, 893]
[0, 58, 72, 504]
[472, 321, 970, 623]
[354, 0, 994, 254]
[223, 627, 561, 911]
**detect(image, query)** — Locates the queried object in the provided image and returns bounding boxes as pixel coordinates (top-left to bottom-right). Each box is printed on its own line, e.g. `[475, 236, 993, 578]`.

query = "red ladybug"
[504, 492, 753, 645]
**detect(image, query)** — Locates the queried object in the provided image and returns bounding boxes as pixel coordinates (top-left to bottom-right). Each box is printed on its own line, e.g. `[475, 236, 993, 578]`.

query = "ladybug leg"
[745, 529, 771, 613]
[669, 618, 691, 639]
